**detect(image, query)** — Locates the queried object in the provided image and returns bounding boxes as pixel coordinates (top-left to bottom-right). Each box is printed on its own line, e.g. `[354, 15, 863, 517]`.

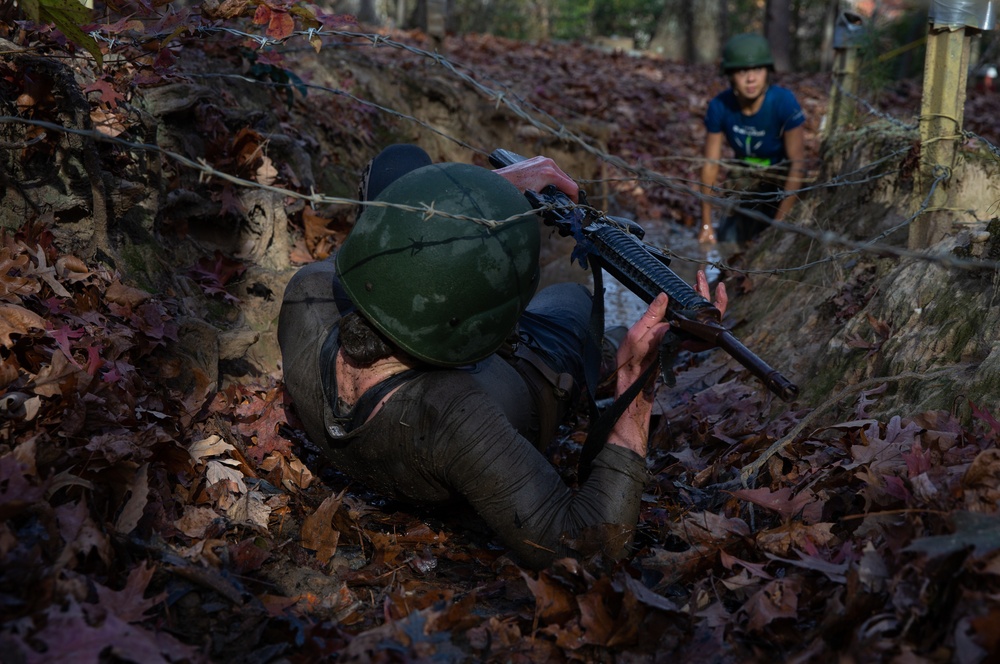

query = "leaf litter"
[2, 22, 1000, 664]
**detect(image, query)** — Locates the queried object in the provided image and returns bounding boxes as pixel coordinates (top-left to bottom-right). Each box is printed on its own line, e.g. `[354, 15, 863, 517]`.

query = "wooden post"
[911, 23, 973, 250]
[824, 12, 864, 137]
[827, 46, 859, 134]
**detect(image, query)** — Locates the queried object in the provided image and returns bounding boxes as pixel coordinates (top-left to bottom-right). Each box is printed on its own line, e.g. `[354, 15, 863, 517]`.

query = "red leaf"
[252, 4, 271, 25]
[266, 10, 295, 39]
[85, 345, 103, 376]
[971, 400, 1000, 438]
[229, 537, 272, 573]
[902, 439, 932, 477]
[301, 493, 343, 564]
[731, 486, 823, 524]
[48, 324, 83, 367]
[883, 474, 912, 503]
[25, 599, 199, 663]
[95, 563, 165, 623]
[237, 387, 292, 464]
[846, 416, 923, 475]
[83, 79, 125, 109]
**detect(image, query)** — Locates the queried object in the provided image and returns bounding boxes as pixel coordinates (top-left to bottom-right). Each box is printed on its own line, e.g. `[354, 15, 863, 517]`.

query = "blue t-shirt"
[704, 85, 805, 165]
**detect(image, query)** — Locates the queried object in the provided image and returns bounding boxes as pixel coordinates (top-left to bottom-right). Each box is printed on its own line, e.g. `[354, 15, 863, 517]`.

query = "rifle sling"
[583, 266, 606, 415]
[578, 354, 658, 476]
[578, 263, 658, 477]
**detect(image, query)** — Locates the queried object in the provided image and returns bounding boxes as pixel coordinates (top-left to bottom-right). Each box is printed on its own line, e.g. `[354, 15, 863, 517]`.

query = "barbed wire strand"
[92, 25, 999, 214]
[20, 26, 1000, 277]
[5, 114, 998, 280]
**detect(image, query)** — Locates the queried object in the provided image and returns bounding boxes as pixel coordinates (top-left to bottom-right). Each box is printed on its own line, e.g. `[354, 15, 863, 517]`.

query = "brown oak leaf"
[94, 562, 165, 623]
[0, 303, 46, 346]
[741, 576, 801, 632]
[237, 387, 292, 464]
[301, 492, 343, 564]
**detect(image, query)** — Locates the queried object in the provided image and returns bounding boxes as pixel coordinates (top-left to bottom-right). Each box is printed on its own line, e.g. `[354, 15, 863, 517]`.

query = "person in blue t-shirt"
[698, 34, 806, 246]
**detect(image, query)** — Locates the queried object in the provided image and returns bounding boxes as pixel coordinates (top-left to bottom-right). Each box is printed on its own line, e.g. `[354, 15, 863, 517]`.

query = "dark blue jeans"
[518, 282, 595, 393]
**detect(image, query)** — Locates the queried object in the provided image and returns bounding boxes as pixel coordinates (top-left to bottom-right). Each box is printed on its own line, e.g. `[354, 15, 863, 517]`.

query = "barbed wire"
[4, 114, 998, 281]
[670, 158, 992, 279]
[88, 22, 1000, 170]
[964, 128, 1000, 161]
[89, 25, 724, 204]
[189, 60, 912, 217]
[20, 25, 1000, 279]
[0, 116, 547, 230]
[832, 78, 919, 131]
[88, 25, 943, 205]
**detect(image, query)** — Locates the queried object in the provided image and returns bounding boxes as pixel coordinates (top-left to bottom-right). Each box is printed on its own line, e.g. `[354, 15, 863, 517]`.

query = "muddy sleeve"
[278, 259, 344, 444]
[433, 388, 648, 569]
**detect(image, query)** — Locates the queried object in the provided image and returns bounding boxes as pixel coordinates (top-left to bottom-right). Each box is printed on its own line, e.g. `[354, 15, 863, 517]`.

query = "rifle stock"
[489, 148, 798, 402]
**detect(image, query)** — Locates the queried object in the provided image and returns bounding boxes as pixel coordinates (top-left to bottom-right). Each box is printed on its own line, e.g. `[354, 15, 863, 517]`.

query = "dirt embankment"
[714, 124, 1000, 423]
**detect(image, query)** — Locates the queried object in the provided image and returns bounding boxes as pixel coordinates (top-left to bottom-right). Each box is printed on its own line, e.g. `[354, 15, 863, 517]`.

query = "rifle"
[489, 148, 798, 404]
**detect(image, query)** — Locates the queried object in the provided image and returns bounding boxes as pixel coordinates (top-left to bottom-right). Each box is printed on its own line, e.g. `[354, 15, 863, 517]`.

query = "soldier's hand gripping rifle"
[489, 148, 799, 405]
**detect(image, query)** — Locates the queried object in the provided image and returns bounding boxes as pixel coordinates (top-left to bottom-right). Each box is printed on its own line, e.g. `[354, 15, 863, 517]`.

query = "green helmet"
[336, 162, 540, 367]
[721, 34, 774, 74]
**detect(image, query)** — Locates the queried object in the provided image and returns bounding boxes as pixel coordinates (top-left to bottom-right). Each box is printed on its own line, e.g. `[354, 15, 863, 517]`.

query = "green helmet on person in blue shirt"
[721, 33, 775, 74]
[335, 162, 540, 367]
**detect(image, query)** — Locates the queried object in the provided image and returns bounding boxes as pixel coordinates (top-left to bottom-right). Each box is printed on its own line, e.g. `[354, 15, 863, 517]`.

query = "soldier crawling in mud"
[278, 144, 726, 570]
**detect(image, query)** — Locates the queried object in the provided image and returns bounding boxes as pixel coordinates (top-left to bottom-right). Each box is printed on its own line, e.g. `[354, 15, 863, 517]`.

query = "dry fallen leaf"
[206, 459, 248, 493]
[226, 490, 272, 529]
[188, 434, 238, 464]
[301, 493, 343, 564]
[256, 155, 278, 186]
[174, 505, 221, 538]
[0, 303, 46, 346]
[114, 463, 149, 535]
[741, 576, 801, 633]
[106, 281, 153, 307]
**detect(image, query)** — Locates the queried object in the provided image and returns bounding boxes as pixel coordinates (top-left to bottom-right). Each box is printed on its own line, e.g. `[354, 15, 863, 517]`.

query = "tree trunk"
[649, 0, 691, 61]
[690, 0, 723, 65]
[529, 1, 553, 41]
[426, 0, 446, 37]
[792, 0, 801, 66]
[396, 0, 407, 28]
[358, 0, 379, 25]
[408, 0, 452, 36]
[765, 0, 792, 71]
